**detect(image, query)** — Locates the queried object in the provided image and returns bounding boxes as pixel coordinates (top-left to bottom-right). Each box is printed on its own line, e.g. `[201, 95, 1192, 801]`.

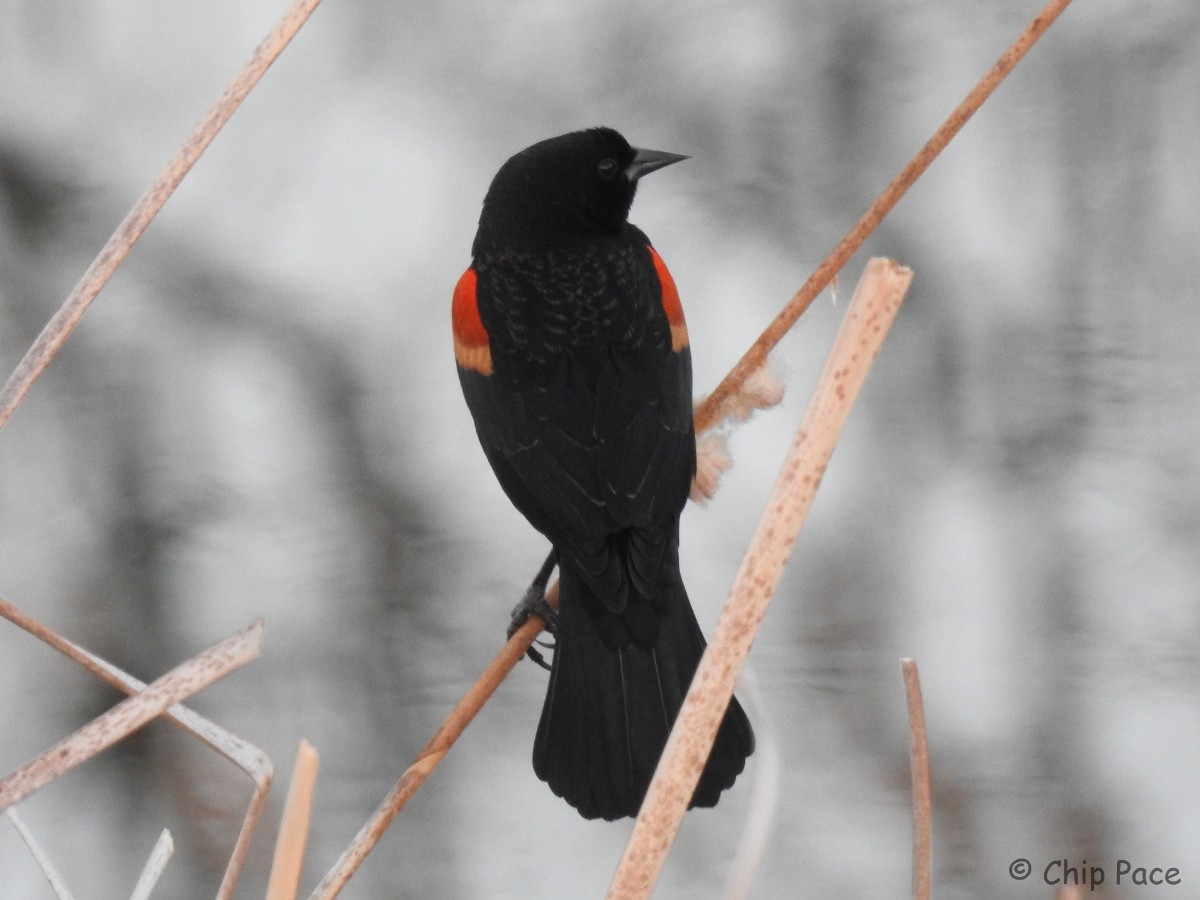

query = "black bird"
[452, 127, 753, 820]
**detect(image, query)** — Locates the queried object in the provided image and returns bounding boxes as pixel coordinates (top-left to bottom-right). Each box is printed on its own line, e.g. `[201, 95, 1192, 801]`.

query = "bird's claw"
[508, 583, 558, 636]
[509, 583, 558, 671]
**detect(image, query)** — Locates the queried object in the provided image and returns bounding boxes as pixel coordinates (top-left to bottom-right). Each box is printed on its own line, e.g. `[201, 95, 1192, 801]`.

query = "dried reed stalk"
[902, 658, 932, 900]
[692, 0, 1075, 436]
[267, 741, 321, 900]
[0, 0, 324, 431]
[0, 595, 273, 900]
[129, 830, 175, 900]
[606, 257, 912, 899]
[0, 619, 264, 810]
[5, 806, 76, 900]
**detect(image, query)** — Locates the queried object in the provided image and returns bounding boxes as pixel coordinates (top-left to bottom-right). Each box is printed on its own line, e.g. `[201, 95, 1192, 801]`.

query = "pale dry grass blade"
[267, 740, 321, 900]
[607, 258, 913, 899]
[902, 659, 932, 900]
[0, 619, 264, 811]
[129, 829, 175, 900]
[0, 0, 325, 431]
[5, 806, 76, 900]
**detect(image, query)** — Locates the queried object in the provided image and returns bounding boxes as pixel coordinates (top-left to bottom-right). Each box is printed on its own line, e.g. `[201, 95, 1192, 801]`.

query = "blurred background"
[2, 0, 1198, 897]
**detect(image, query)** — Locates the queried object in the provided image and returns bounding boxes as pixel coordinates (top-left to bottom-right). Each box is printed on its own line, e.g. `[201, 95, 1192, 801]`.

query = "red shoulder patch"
[647, 245, 689, 351]
[452, 267, 493, 375]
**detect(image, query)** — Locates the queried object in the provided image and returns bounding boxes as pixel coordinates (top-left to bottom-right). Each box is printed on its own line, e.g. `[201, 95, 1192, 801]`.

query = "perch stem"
[0, 0, 325, 431]
[693, 0, 1075, 436]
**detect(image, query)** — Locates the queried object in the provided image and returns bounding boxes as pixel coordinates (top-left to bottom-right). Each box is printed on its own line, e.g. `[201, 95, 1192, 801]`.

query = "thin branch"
[692, 0, 1076, 436]
[0, 619, 264, 811]
[607, 258, 913, 899]
[0, 595, 274, 900]
[902, 658, 932, 900]
[5, 807, 76, 900]
[129, 830, 175, 900]
[267, 740, 321, 900]
[0, 0, 325, 431]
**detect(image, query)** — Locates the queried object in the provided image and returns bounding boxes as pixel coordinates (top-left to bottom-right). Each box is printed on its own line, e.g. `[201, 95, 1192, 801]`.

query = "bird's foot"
[508, 585, 558, 671]
[508, 583, 559, 636]
[508, 551, 558, 670]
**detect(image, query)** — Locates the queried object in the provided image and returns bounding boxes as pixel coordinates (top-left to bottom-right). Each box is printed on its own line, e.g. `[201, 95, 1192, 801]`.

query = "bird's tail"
[532, 546, 754, 821]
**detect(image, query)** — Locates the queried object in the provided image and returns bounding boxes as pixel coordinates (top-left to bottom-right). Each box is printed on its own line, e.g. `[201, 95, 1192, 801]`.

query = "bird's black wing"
[455, 240, 695, 610]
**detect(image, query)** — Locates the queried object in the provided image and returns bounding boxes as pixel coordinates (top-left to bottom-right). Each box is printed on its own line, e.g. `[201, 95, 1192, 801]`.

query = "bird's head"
[475, 127, 687, 250]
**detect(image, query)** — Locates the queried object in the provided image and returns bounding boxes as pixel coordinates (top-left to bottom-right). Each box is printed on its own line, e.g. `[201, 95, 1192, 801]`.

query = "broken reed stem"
[5, 807, 76, 900]
[0, 0, 324, 431]
[268, 740, 321, 900]
[902, 659, 932, 900]
[607, 258, 913, 900]
[692, 0, 1075, 436]
[0, 619, 264, 811]
[0, 596, 271, 767]
[307, 605, 552, 899]
[222, 771, 274, 900]
[0, 595, 273, 900]
[129, 830, 175, 900]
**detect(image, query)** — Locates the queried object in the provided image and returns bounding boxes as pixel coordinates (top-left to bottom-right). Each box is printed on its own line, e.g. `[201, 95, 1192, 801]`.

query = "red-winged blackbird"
[453, 127, 753, 820]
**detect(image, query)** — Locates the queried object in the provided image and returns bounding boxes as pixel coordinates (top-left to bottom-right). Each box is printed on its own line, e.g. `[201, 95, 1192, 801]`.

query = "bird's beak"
[625, 147, 689, 182]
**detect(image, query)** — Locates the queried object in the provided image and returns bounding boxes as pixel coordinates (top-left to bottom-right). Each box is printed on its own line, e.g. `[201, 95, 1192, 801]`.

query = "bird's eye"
[597, 158, 619, 179]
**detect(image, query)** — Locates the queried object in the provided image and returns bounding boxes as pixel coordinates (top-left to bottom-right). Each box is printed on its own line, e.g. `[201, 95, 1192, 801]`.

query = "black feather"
[533, 538, 754, 820]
